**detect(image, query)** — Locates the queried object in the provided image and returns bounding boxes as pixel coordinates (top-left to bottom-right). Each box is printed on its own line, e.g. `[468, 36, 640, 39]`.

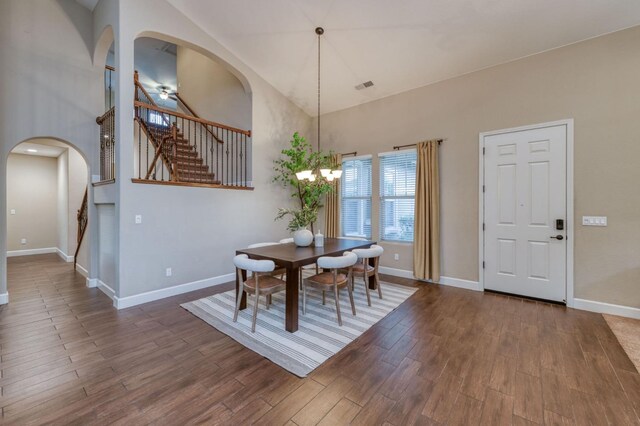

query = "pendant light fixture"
[297, 27, 342, 182]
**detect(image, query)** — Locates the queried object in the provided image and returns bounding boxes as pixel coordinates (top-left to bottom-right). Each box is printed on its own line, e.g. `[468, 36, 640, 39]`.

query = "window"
[341, 156, 372, 238]
[379, 150, 416, 242]
[148, 110, 169, 127]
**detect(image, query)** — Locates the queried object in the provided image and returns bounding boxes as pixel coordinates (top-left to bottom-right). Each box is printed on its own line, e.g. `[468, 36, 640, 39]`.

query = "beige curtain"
[324, 153, 342, 238]
[413, 140, 440, 281]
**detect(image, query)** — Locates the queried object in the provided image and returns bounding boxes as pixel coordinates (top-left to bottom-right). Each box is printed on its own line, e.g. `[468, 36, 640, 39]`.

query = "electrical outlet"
[21, 238, 27, 245]
[394, 253, 400, 261]
[165, 268, 172, 277]
[135, 215, 142, 224]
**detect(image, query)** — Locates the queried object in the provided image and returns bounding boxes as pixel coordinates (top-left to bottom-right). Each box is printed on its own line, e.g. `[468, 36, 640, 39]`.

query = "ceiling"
[75, 0, 98, 11]
[11, 141, 67, 158]
[164, 0, 640, 116]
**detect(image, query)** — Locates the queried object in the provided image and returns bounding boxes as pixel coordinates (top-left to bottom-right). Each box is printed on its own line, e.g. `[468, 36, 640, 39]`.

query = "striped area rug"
[181, 278, 418, 377]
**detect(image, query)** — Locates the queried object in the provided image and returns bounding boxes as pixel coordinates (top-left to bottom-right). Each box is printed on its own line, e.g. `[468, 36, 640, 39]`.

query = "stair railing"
[96, 106, 115, 182]
[74, 187, 88, 271]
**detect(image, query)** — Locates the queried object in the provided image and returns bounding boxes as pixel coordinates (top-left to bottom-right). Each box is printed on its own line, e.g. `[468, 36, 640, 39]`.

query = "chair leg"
[333, 284, 342, 326]
[364, 272, 372, 306]
[347, 281, 356, 315]
[251, 288, 260, 333]
[233, 288, 244, 322]
[266, 294, 271, 310]
[302, 282, 307, 315]
[376, 272, 383, 299]
[322, 290, 326, 305]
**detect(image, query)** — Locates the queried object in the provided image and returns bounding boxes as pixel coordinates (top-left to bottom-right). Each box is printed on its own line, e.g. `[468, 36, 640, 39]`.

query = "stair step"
[176, 163, 209, 171]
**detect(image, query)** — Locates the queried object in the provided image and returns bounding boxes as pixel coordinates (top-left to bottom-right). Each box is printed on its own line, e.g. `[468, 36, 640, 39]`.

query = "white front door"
[483, 124, 567, 302]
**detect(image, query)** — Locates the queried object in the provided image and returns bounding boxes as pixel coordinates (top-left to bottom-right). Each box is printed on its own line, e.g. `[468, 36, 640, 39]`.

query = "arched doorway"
[6, 138, 91, 281]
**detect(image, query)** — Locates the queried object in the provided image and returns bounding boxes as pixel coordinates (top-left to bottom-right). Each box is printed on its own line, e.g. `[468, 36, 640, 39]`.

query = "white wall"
[57, 151, 69, 256]
[97, 204, 116, 292]
[0, 0, 102, 297]
[112, 0, 311, 299]
[6, 154, 58, 252]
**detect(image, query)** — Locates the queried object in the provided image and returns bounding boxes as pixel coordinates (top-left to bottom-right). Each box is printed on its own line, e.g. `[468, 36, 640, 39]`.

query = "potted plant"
[275, 205, 316, 246]
[274, 132, 334, 246]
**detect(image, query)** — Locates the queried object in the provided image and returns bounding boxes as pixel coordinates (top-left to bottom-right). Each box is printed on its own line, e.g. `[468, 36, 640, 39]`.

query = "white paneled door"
[483, 124, 567, 302]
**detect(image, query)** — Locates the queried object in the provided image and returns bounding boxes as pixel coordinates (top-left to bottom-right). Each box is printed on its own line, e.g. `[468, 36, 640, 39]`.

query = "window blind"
[379, 151, 417, 242]
[341, 157, 372, 238]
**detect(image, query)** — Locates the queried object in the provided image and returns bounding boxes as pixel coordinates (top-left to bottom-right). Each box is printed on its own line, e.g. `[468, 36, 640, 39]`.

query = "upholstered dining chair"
[303, 251, 358, 326]
[350, 244, 384, 306]
[247, 242, 286, 295]
[279, 238, 294, 244]
[279, 237, 318, 288]
[233, 254, 286, 332]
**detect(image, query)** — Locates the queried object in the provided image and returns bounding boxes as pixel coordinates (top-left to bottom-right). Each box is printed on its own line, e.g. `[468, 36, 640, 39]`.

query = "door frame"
[478, 119, 574, 306]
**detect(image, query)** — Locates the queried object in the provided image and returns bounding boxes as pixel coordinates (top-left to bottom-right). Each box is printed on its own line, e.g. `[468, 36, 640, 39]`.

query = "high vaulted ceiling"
[166, 0, 640, 116]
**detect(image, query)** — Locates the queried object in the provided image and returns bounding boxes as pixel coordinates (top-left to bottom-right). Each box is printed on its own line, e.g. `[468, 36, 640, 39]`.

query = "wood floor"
[1, 254, 639, 425]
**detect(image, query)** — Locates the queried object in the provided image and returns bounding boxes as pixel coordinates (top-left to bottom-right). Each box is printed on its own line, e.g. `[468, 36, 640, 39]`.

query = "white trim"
[379, 266, 482, 291]
[573, 298, 640, 320]
[75, 263, 89, 277]
[113, 272, 235, 309]
[379, 266, 414, 279]
[0, 292, 8, 305]
[478, 119, 574, 305]
[438, 276, 482, 292]
[7, 247, 57, 257]
[86, 278, 98, 288]
[56, 248, 74, 263]
[378, 148, 416, 157]
[97, 280, 116, 301]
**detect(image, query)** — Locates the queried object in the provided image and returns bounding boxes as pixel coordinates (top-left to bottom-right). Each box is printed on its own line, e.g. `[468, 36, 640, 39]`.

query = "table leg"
[285, 265, 299, 332]
[236, 268, 247, 310]
[368, 258, 376, 290]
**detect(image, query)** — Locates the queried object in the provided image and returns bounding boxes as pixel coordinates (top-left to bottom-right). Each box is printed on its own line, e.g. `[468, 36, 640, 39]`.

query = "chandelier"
[296, 27, 342, 183]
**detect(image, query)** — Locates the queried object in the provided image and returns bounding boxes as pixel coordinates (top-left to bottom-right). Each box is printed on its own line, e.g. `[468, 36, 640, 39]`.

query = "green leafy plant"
[273, 132, 334, 233]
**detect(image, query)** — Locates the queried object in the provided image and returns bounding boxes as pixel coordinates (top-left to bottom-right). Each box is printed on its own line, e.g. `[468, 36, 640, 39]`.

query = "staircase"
[143, 122, 219, 184]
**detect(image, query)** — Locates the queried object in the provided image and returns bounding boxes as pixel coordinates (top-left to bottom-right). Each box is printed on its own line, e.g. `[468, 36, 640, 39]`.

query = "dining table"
[235, 238, 375, 332]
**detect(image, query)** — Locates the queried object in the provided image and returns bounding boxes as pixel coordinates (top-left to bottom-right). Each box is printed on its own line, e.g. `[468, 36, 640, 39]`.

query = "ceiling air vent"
[355, 81, 374, 90]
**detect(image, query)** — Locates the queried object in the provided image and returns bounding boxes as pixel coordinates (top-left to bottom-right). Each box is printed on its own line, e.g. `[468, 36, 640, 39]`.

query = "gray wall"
[318, 25, 640, 308]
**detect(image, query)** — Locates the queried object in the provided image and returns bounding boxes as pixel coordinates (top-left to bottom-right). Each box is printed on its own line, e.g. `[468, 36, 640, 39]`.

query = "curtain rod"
[393, 139, 445, 150]
[341, 151, 357, 157]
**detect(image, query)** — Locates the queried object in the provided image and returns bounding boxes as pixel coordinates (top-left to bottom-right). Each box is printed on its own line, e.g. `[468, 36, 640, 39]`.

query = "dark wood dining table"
[235, 238, 375, 332]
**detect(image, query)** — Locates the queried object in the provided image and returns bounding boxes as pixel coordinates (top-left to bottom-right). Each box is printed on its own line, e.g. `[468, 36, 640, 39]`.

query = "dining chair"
[350, 244, 384, 306]
[279, 238, 294, 244]
[233, 254, 286, 332]
[247, 242, 286, 303]
[303, 251, 358, 326]
[279, 237, 318, 288]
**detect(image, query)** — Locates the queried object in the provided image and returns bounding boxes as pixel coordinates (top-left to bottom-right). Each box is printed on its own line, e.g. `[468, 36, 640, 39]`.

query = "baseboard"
[76, 263, 89, 278]
[86, 277, 98, 288]
[0, 292, 8, 304]
[97, 280, 116, 301]
[438, 276, 483, 292]
[56, 248, 74, 263]
[379, 266, 415, 279]
[7, 247, 57, 257]
[114, 272, 235, 310]
[573, 298, 640, 320]
[379, 266, 482, 292]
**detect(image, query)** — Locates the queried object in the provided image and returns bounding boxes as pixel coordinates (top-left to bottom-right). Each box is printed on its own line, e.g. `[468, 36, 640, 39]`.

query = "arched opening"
[6, 138, 91, 283]
[130, 34, 253, 187]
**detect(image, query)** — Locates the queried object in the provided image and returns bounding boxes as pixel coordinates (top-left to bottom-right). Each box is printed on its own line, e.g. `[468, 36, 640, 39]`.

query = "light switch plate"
[582, 216, 607, 226]
[10, 209, 15, 215]
[20, 238, 26, 245]
[135, 215, 142, 224]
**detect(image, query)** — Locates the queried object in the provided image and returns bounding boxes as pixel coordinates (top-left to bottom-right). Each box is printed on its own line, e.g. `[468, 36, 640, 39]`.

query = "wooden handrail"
[134, 100, 251, 136]
[74, 187, 88, 271]
[96, 106, 115, 124]
[105, 65, 115, 71]
[174, 92, 224, 145]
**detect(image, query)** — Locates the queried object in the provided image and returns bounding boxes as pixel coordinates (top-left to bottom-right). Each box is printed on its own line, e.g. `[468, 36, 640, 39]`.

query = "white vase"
[293, 229, 313, 247]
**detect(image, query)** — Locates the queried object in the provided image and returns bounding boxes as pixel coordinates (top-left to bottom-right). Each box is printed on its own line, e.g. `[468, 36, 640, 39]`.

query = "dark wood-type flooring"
[1, 254, 639, 425]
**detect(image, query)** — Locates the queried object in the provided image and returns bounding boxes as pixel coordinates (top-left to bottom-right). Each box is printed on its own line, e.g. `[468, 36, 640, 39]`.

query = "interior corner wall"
[319, 25, 640, 309]
[57, 151, 70, 256]
[7, 154, 58, 252]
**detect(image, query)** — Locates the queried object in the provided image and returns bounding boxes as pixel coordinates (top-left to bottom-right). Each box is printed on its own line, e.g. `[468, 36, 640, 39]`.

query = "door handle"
[550, 235, 564, 240]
